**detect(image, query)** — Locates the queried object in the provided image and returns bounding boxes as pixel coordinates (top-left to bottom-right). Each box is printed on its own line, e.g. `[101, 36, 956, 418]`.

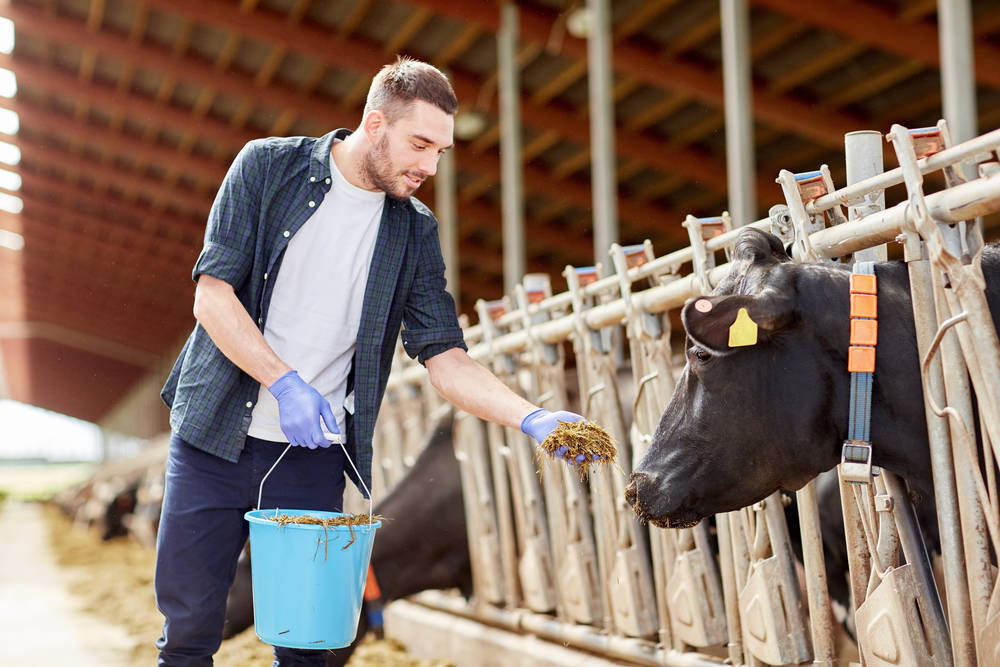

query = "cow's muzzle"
[626, 471, 701, 529]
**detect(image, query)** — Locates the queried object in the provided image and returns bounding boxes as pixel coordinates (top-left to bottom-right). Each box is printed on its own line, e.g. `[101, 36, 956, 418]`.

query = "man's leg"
[248, 438, 348, 667]
[154, 434, 252, 667]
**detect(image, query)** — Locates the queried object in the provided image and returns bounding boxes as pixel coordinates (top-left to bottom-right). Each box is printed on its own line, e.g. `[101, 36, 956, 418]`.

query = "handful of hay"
[538, 420, 617, 475]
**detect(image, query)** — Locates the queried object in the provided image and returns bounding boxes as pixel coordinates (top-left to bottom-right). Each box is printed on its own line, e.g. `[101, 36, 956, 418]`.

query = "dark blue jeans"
[155, 433, 347, 666]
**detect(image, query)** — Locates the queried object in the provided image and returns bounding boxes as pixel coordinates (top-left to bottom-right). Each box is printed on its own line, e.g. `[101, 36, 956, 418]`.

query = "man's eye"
[412, 144, 426, 151]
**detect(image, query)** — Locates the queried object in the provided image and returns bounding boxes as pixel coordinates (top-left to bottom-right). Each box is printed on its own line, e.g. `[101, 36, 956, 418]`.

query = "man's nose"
[419, 152, 439, 177]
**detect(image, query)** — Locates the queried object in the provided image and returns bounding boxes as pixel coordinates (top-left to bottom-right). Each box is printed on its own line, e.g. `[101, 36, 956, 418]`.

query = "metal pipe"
[435, 140, 459, 303]
[720, 0, 756, 227]
[882, 469, 955, 664]
[586, 0, 618, 267]
[498, 0, 524, 296]
[845, 130, 886, 262]
[410, 592, 727, 667]
[938, 0, 978, 146]
[390, 170, 1000, 388]
[906, 253, 977, 666]
[795, 480, 836, 666]
[807, 128, 1000, 215]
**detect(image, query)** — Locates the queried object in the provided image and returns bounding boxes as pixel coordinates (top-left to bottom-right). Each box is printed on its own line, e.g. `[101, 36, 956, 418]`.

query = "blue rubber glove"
[521, 408, 603, 464]
[268, 370, 339, 449]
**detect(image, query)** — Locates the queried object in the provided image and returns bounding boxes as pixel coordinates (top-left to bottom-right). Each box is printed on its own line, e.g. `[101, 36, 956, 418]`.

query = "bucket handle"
[256, 440, 374, 525]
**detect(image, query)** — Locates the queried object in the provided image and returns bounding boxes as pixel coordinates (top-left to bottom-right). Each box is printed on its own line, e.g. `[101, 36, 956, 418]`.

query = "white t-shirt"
[249, 145, 385, 442]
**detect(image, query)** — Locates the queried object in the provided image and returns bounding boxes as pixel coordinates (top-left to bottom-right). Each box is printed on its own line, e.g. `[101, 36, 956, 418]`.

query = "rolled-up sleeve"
[192, 141, 265, 288]
[401, 214, 467, 364]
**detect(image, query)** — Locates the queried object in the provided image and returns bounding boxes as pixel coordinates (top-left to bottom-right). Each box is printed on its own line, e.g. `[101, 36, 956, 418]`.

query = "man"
[155, 57, 589, 666]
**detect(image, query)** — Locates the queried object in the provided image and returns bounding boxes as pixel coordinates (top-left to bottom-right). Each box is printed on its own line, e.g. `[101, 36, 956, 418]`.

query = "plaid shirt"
[161, 129, 466, 492]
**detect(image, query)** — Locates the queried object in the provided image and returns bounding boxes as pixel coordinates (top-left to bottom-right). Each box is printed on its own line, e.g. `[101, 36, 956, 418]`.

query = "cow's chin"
[625, 471, 709, 529]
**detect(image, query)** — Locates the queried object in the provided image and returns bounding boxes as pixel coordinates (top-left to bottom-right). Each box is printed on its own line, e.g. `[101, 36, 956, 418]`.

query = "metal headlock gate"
[371, 123, 1000, 666]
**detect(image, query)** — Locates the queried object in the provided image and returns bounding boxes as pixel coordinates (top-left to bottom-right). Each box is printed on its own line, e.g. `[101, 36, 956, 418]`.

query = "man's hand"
[268, 370, 339, 449]
[521, 408, 603, 464]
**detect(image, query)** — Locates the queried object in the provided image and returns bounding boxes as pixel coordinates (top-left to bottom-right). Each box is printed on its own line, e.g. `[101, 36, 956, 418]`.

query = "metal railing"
[373, 123, 1000, 666]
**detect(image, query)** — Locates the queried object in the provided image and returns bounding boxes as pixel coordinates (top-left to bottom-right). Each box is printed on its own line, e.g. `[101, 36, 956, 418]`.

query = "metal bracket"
[840, 440, 874, 484]
[683, 213, 732, 295]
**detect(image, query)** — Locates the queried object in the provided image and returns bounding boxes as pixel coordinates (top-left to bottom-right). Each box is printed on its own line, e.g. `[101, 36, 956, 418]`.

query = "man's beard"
[362, 134, 422, 201]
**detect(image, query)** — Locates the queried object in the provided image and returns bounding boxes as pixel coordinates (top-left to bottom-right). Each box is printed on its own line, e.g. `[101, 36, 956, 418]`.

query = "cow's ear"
[681, 291, 794, 354]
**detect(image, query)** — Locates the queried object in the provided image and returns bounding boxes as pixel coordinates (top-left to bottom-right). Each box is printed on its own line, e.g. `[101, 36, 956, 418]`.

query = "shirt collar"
[310, 127, 418, 213]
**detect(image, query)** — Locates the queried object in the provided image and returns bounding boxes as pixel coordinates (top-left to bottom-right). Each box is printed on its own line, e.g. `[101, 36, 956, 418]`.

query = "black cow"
[626, 227, 999, 528]
[222, 409, 471, 666]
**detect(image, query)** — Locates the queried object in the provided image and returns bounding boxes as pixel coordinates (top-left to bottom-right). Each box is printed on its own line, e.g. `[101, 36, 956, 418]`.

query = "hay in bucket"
[266, 512, 386, 556]
[538, 420, 617, 476]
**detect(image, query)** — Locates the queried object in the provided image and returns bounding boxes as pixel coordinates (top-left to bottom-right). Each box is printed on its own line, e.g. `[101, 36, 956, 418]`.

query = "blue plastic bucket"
[244, 508, 381, 649]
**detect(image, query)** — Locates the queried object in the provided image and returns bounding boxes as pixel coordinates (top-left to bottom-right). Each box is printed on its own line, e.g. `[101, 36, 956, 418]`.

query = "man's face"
[364, 100, 454, 200]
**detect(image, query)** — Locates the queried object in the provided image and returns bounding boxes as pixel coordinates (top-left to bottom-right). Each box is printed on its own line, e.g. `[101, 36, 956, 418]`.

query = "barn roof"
[1, 0, 999, 423]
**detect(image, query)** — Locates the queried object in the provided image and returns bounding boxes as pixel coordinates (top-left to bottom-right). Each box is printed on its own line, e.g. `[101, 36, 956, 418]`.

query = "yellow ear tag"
[728, 308, 758, 347]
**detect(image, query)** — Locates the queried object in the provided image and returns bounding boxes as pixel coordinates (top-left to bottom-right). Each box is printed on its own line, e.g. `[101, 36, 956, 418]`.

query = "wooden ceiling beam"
[0, 99, 228, 186]
[12, 1, 762, 202]
[3, 4, 359, 134]
[15, 138, 215, 218]
[15, 167, 204, 244]
[10, 60, 676, 238]
[6, 191, 199, 267]
[751, 0, 1000, 90]
[135, 0, 764, 197]
[398, 0, 861, 147]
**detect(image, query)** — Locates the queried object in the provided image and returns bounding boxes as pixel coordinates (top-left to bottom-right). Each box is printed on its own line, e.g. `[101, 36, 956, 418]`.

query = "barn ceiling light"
[0, 192, 21, 213]
[0, 228, 23, 251]
[0, 169, 20, 191]
[0, 141, 19, 166]
[0, 69, 16, 98]
[566, 7, 591, 39]
[0, 18, 13, 54]
[454, 109, 487, 141]
[0, 109, 18, 135]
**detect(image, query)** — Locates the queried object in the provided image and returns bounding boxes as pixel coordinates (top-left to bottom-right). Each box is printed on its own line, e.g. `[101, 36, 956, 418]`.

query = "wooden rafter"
[751, 0, 1000, 89]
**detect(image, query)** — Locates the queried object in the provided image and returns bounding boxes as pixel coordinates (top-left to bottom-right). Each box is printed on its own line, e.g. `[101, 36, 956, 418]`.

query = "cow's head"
[626, 228, 846, 528]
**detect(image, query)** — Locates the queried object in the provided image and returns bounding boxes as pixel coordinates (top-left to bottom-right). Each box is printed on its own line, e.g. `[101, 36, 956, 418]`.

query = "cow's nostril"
[625, 472, 648, 507]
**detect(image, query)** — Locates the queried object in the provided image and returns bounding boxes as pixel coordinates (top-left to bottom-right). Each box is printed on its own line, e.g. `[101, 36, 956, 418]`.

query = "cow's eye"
[689, 346, 712, 363]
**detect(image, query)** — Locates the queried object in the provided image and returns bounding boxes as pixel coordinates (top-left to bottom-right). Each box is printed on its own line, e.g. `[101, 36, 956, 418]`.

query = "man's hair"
[363, 56, 458, 124]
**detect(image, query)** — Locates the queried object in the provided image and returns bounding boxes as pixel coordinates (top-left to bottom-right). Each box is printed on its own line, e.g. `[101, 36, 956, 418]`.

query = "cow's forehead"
[712, 259, 783, 296]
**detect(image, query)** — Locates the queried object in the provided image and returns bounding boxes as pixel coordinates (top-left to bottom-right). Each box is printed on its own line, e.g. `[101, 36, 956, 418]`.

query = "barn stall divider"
[369, 122, 1000, 666]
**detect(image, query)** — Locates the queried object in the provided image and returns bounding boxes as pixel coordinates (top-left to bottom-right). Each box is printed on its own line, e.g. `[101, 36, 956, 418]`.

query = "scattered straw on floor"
[538, 420, 617, 475]
[42, 504, 443, 665]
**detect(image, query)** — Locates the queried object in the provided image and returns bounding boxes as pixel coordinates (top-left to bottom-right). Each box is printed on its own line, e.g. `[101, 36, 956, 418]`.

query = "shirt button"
[263, 272, 268, 280]
[308, 200, 315, 208]
[246, 401, 253, 408]
[310, 176, 316, 182]
[283, 231, 290, 238]
[325, 177, 331, 185]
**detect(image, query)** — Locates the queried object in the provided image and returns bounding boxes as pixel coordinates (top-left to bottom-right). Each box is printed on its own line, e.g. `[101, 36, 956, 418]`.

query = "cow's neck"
[800, 260, 935, 494]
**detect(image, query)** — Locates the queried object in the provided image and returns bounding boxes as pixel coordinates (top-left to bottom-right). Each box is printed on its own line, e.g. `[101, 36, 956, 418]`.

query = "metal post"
[586, 0, 618, 267]
[845, 131, 887, 262]
[905, 242, 977, 667]
[938, 0, 977, 145]
[720, 0, 756, 227]
[435, 144, 459, 305]
[498, 1, 524, 296]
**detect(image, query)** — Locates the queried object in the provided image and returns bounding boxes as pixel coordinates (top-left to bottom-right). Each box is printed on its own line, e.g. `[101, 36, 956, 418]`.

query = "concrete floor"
[0, 501, 135, 666]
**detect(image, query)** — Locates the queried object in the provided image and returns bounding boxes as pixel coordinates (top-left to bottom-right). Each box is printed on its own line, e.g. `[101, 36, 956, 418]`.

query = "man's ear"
[681, 290, 795, 354]
[363, 109, 386, 143]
